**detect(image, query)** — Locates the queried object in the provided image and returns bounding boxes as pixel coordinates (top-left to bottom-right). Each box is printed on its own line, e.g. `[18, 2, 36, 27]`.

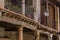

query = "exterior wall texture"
[0, 0, 59, 40]
[0, 0, 4, 8]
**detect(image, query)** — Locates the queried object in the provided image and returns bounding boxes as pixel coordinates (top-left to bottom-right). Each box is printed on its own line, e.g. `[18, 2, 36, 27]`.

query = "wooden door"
[48, 4, 55, 29]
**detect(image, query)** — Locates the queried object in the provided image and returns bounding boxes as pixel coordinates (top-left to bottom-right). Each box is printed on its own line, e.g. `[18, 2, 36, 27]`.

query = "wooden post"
[54, 6, 59, 30]
[18, 26, 23, 40]
[35, 31, 40, 40]
[56, 7, 59, 31]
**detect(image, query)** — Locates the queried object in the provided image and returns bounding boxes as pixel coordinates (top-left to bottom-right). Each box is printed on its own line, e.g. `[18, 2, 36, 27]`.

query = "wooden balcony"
[0, 7, 59, 34]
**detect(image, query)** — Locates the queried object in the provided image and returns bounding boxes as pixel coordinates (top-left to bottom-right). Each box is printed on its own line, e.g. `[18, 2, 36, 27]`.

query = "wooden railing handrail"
[0, 8, 58, 34]
[1, 8, 38, 22]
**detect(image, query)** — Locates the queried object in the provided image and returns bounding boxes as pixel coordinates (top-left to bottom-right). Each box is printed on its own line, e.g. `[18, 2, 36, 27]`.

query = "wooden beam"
[0, 7, 59, 34]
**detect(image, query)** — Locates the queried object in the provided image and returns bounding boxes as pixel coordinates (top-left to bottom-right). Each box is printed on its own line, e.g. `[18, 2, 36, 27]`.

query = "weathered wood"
[0, 7, 59, 34]
[1, 16, 36, 30]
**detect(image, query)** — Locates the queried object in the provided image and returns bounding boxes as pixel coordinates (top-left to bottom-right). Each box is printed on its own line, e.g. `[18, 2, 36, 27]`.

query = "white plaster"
[22, 0, 25, 15]
[0, 0, 4, 8]
[34, 0, 41, 22]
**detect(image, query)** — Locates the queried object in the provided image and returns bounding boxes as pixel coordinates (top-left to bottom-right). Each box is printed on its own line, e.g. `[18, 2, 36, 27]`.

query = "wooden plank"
[0, 7, 59, 34]
[1, 16, 36, 30]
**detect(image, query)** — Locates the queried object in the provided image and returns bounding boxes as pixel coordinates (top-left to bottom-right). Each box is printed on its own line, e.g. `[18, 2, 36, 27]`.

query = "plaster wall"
[0, 0, 4, 8]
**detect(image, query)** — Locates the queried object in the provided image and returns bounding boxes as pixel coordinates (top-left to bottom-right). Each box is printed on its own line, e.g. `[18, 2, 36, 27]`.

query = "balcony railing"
[0, 7, 58, 34]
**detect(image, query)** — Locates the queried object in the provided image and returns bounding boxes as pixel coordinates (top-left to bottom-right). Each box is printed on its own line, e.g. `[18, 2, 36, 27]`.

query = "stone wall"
[23, 33, 35, 40]
[6, 31, 18, 40]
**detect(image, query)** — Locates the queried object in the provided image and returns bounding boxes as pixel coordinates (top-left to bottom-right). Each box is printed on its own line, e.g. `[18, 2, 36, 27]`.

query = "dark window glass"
[25, 0, 34, 19]
[5, 0, 22, 14]
[41, 0, 46, 25]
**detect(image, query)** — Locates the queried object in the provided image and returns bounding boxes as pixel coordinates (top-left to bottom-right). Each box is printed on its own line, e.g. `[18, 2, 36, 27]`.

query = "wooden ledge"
[0, 7, 59, 34]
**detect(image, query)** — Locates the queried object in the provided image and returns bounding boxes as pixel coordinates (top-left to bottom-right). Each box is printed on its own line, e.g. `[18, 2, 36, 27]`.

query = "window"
[5, 0, 22, 14]
[25, 0, 34, 19]
[41, 0, 55, 29]
[40, 0, 46, 25]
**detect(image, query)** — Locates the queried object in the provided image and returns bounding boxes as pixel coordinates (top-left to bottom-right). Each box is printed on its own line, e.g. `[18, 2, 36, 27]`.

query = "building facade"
[0, 0, 60, 40]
